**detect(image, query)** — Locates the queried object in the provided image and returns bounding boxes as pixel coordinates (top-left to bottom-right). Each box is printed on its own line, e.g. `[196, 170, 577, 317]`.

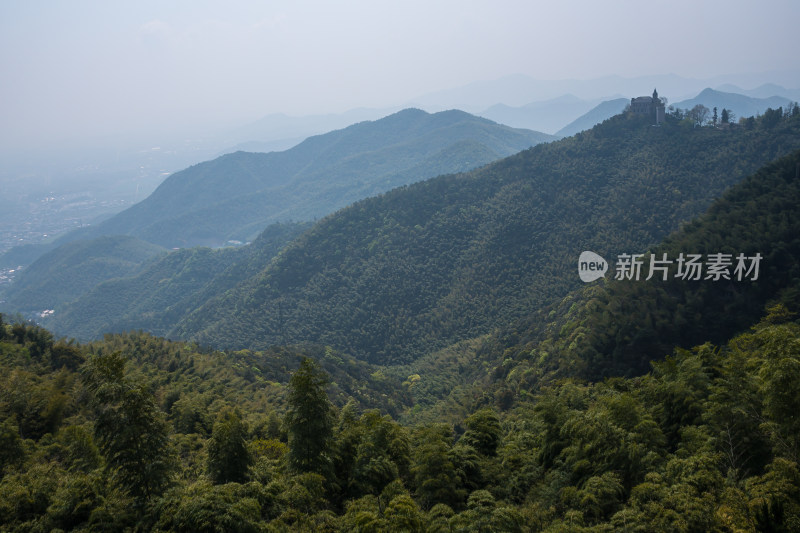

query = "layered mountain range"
[30, 108, 800, 366]
[2, 85, 800, 531]
[1, 109, 552, 314]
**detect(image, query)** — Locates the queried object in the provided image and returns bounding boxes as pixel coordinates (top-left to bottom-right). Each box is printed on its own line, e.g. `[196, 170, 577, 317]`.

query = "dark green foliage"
[339, 483, 423, 532]
[558, 388, 666, 492]
[460, 408, 501, 457]
[48, 425, 101, 473]
[10, 322, 25, 344]
[450, 442, 484, 494]
[42, 472, 106, 532]
[50, 341, 85, 371]
[81, 351, 173, 503]
[0, 235, 165, 313]
[0, 418, 25, 477]
[762, 107, 784, 128]
[411, 424, 464, 510]
[176, 111, 800, 364]
[48, 221, 308, 341]
[744, 316, 800, 461]
[498, 429, 540, 505]
[207, 408, 251, 485]
[285, 358, 334, 475]
[349, 410, 410, 499]
[448, 489, 525, 532]
[154, 481, 266, 533]
[382, 491, 424, 531]
[86, 330, 408, 419]
[0, 463, 67, 530]
[0, 323, 77, 440]
[170, 393, 213, 435]
[0, 305, 798, 530]
[646, 346, 715, 450]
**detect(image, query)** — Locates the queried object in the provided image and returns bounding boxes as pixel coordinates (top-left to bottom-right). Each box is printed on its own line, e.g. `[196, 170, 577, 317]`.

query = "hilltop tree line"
[667, 103, 800, 128]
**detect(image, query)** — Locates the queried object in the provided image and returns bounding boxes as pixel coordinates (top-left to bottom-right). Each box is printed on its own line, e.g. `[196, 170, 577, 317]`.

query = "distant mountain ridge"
[409, 71, 800, 110]
[227, 107, 399, 148]
[714, 82, 800, 101]
[673, 88, 793, 120]
[476, 95, 615, 135]
[47, 109, 554, 250]
[555, 98, 630, 137]
[0, 108, 553, 319]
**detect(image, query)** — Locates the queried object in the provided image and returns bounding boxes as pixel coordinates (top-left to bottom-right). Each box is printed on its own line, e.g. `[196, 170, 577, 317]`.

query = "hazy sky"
[1, 0, 799, 152]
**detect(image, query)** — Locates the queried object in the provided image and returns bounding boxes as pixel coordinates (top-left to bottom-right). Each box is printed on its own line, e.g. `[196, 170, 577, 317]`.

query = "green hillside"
[47, 222, 309, 339]
[510, 147, 800, 379]
[61, 109, 553, 249]
[0, 109, 550, 331]
[0, 235, 165, 314]
[403, 147, 800, 426]
[171, 109, 800, 364]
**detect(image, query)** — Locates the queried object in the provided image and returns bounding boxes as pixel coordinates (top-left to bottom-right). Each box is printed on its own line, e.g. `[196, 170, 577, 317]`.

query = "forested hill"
[46, 221, 310, 340]
[53, 109, 553, 249]
[0, 236, 165, 313]
[389, 148, 800, 430]
[171, 109, 800, 364]
[465, 147, 800, 408]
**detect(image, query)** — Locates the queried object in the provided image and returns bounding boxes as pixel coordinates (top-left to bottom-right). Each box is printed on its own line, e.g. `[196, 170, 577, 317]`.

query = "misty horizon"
[2, 71, 799, 167]
[2, 1, 800, 159]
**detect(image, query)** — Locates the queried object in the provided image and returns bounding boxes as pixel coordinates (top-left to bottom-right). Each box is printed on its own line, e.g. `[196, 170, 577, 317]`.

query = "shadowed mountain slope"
[64, 109, 554, 249]
[167, 110, 800, 364]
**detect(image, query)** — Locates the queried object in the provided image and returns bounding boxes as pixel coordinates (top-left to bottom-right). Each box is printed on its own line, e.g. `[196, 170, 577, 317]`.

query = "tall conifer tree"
[285, 358, 334, 475]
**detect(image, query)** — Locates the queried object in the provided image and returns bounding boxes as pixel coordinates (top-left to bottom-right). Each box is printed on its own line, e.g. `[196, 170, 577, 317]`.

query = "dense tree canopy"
[1, 303, 798, 530]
